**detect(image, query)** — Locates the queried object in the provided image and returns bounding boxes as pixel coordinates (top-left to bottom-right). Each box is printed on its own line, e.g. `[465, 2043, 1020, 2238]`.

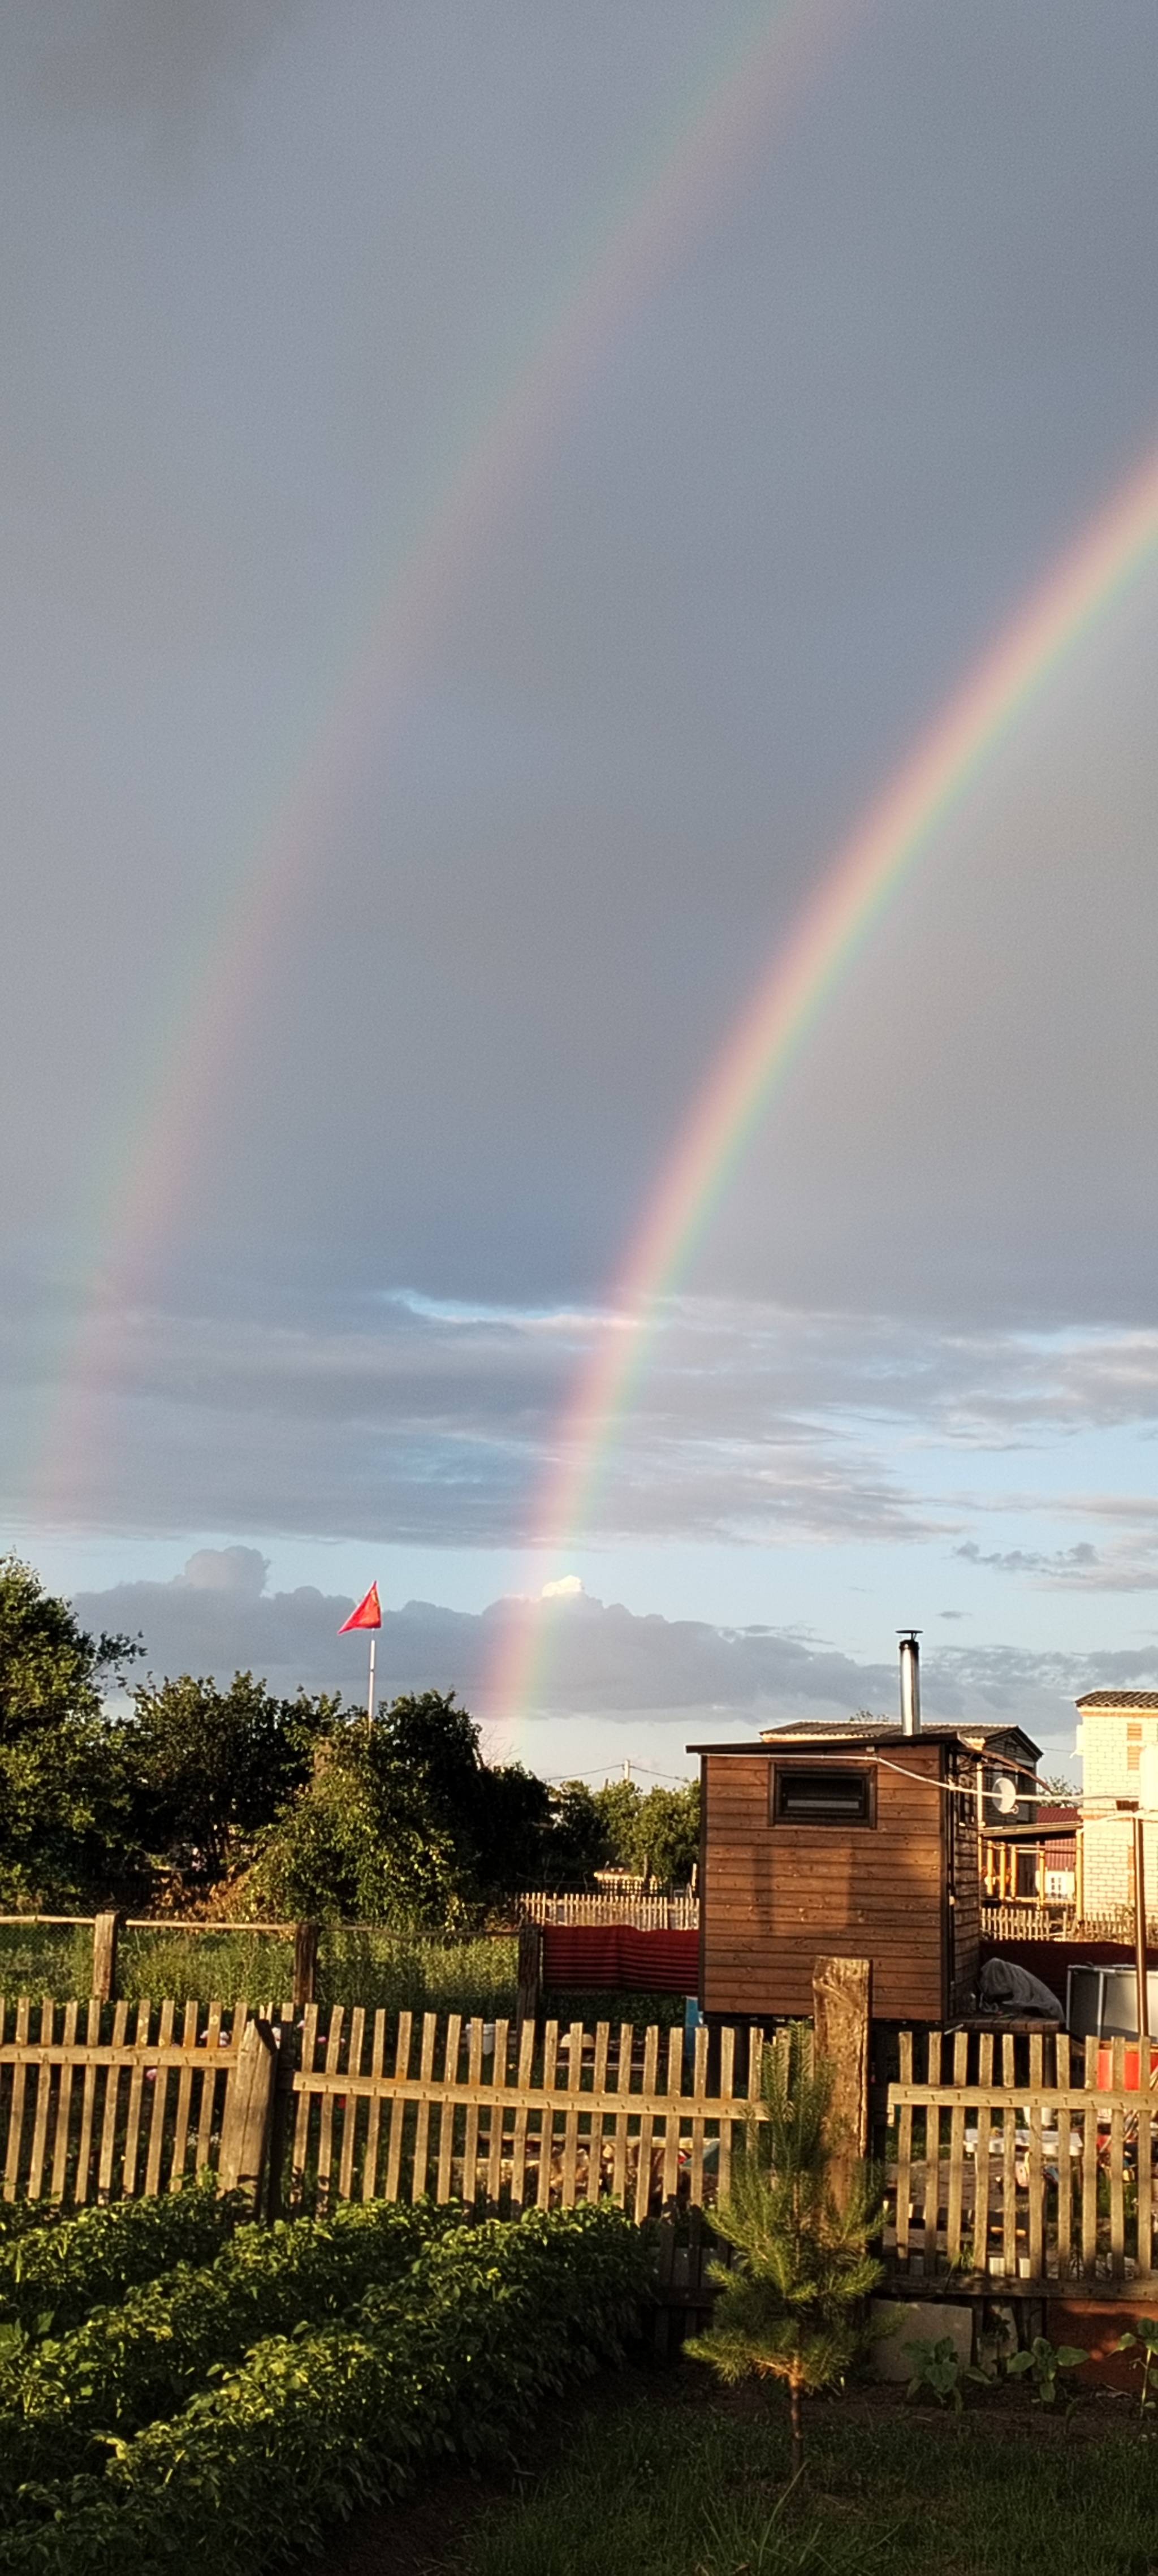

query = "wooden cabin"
[691, 1717, 1039, 2025]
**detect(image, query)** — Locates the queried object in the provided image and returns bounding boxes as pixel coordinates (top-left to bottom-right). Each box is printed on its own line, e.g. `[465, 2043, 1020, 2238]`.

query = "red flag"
[339, 1582, 381, 1634]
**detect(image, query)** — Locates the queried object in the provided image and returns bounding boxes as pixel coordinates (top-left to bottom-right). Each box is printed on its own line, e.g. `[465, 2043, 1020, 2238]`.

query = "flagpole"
[338, 1581, 381, 1728]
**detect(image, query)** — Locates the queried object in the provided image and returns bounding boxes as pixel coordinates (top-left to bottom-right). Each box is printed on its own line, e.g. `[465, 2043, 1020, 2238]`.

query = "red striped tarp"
[541, 1925, 699, 1994]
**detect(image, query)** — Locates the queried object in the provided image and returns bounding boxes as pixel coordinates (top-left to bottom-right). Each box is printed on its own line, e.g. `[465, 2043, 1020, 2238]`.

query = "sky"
[5, 1, 1158, 1784]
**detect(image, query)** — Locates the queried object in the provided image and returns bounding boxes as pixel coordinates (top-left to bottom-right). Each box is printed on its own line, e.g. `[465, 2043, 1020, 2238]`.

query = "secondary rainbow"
[489, 437, 1158, 1733]
[29, 0, 850, 1526]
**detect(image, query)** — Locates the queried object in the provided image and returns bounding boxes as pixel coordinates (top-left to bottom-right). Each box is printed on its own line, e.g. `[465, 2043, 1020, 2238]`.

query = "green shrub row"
[0, 2199, 470, 2506]
[0, 2203, 651, 2575]
[0, 2185, 239, 2337]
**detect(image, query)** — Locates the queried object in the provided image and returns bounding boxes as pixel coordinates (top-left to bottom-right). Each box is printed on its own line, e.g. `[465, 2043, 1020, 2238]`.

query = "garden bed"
[0, 2193, 649, 2573]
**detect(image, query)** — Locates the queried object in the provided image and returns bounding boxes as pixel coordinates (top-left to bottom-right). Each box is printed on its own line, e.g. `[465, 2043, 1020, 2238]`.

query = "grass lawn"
[321, 2356, 1158, 2576]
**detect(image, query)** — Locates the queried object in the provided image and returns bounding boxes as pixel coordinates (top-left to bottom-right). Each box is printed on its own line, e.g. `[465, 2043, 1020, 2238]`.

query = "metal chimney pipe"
[898, 1632, 921, 1737]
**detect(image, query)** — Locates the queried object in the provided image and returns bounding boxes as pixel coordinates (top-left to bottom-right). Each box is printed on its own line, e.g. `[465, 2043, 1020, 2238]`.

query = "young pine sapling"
[686, 2025, 884, 2478]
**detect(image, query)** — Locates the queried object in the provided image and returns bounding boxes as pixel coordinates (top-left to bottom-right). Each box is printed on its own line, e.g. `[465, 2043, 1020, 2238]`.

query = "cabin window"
[771, 1764, 875, 1826]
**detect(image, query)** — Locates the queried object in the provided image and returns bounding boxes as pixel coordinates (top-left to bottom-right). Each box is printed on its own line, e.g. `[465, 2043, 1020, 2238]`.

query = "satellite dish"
[991, 1774, 1018, 1816]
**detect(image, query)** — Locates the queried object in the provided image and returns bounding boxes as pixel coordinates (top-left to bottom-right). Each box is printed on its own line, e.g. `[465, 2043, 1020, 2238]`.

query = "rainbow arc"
[487, 440, 1158, 1732]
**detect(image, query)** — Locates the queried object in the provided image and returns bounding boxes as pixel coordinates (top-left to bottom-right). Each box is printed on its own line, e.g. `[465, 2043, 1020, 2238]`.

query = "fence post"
[219, 2018, 278, 2211]
[265, 2021, 297, 2223]
[516, 1921, 542, 2026]
[813, 1954, 871, 2203]
[91, 1910, 122, 2003]
[293, 1919, 319, 2011]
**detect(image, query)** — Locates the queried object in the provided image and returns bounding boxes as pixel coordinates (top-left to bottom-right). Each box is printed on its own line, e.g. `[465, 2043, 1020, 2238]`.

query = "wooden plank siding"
[701, 1743, 976, 2024]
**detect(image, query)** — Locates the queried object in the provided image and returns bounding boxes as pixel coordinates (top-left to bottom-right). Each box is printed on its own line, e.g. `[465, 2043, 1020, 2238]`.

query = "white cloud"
[177, 1545, 269, 1595]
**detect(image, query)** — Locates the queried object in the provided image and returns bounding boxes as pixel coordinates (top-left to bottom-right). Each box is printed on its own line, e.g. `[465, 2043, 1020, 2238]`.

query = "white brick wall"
[1077, 1707, 1158, 1910]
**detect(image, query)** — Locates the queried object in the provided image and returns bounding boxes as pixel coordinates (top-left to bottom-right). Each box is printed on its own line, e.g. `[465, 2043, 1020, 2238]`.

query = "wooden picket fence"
[0, 1998, 762, 2223]
[886, 2026, 1158, 2290]
[0, 1996, 263, 2206]
[287, 2005, 753, 2218]
[979, 1899, 1158, 1944]
[520, 1891, 699, 1929]
[6, 1999, 1158, 2298]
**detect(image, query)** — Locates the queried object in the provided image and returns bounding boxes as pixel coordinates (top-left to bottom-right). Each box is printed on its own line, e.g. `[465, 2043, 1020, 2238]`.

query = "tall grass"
[118, 1927, 295, 2005]
[0, 1926, 682, 2026]
[317, 1928, 518, 2017]
[0, 1923, 94, 2001]
[0, 1922, 517, 2015]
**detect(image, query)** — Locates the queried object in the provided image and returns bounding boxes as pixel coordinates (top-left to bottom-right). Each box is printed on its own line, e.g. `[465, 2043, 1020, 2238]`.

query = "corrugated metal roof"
[1075, 1691, 1158, 1710]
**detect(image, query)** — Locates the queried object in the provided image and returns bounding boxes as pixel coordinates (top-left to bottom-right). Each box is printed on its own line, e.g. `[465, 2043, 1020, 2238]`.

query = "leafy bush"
[0, 2200, 469, 2505]
[0, 2184, 238, 2338]
[0, 2204, 650, 2573]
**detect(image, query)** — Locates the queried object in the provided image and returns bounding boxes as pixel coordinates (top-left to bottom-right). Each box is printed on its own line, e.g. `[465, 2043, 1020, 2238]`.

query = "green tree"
[686, 2027, 883, 2478]
[243, 1694, 615, 1923]
[592, 1776, 699, 1883]
[591, 1776, 641, 1863]
[242, 1723, 476, 1929]
[478, 1762, 556, 1893]
[122, 1672, 339, 1900]
[0, 1555, 140, 1906]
